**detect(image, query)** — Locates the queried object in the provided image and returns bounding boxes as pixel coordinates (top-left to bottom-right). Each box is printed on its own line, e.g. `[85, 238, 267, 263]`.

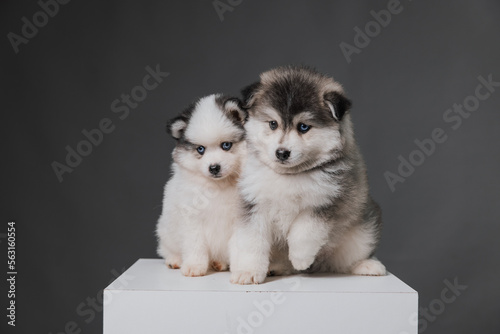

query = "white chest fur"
[239, 155, 342, 237]
[241, 156, 340, 207]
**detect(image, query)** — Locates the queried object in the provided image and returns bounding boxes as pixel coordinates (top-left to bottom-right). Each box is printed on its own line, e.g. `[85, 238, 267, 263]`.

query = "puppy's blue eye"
[298, 123, 311, 133]
[197, 146, 205, 155]
[269, 121, 278, 130]
[221, 142, 232, 151]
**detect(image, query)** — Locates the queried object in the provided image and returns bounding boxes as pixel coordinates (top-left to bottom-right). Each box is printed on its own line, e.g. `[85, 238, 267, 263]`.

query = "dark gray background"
[2, 0, 499, 333]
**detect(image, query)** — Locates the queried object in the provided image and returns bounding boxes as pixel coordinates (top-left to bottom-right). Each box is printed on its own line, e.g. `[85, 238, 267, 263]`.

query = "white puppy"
[156, 94, 246, 277]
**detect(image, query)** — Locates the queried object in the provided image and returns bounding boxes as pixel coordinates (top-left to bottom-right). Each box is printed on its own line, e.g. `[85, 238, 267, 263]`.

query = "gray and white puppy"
[229, 66, 386, 284]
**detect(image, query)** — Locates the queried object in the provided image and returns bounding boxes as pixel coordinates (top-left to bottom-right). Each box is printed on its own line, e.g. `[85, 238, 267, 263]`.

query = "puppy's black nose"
[276, 149, 291, 161]
[209, 164, 221, 175]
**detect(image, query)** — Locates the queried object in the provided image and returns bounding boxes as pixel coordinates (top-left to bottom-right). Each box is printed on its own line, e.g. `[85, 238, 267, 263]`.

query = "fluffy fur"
[156, 94, 247, 277]
[230, 66, 386, 284]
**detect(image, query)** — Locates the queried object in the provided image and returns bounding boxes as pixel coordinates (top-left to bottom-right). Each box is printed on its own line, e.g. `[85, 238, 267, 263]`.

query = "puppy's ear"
[241, 81, 261, 108]
[324, 91, 352, 121]
[223, 97, 247, 125]
[166, 116, 188, 139]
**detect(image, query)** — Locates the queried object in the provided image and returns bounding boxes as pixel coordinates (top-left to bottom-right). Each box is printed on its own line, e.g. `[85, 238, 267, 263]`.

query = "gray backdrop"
[2, 0, 499, 333]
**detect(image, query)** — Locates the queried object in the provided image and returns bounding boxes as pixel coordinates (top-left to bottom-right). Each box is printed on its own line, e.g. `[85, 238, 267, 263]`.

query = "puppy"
[156, 94, 246, 277]
[230, 66, 386, 284]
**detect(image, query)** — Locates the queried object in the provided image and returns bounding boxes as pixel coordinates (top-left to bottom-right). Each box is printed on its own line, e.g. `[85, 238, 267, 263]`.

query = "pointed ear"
[166, 116, 187, 139]
[324, 91, 352, 121]
[241, 81, 261, 108]
[223, 97, 247, 125]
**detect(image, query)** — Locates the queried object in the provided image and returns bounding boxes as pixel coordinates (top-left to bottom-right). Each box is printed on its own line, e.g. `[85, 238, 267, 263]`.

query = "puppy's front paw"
[181, 264, 208, 277]
[289, 254, 315, 271]
[351, 258, 386, 276]
[230, 271, 266, 284]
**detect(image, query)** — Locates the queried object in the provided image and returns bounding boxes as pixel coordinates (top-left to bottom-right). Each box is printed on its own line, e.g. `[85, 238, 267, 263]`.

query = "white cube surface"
[104, 259, 417, 334]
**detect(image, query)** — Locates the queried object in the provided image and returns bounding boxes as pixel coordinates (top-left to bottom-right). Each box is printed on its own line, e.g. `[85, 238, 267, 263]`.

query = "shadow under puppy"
[156, 94, 246, 277]
[230, 66, 386, 284]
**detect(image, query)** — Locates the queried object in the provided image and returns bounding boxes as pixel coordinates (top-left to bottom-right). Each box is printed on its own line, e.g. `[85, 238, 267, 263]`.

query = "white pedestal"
[104, 259, 417, 334]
